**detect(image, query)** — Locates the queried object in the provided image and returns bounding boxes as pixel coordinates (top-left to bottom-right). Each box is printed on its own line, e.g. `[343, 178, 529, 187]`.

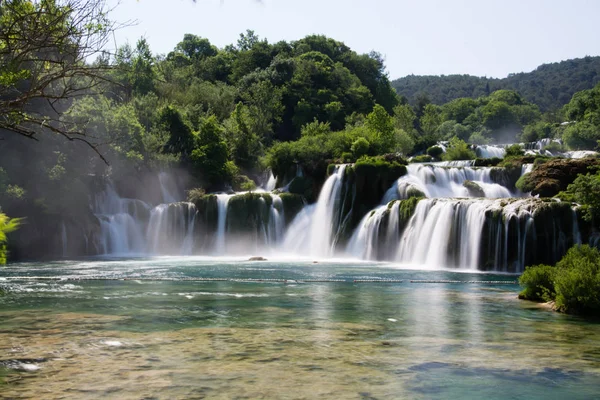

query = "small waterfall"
[521, 163, 534, 175]
[158, 172, 179, 203]
[475, 145, 506, 159]
[147, 202, 197, 255]
[283, 165, 347, 257]
[385, 163, 514, 200]
[265, 172, 277, 192]
[93, 183, 150, 255]
[60, 222, 67, 257]
[215, 194, 231, 254]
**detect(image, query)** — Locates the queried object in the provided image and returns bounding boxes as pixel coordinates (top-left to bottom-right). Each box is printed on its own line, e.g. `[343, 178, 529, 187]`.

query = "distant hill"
[391, 56, 600, 111]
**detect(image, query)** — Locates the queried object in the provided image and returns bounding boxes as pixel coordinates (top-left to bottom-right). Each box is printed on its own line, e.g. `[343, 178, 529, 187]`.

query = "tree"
[0, 0, 120, 160]
[0, 213, 20, 264]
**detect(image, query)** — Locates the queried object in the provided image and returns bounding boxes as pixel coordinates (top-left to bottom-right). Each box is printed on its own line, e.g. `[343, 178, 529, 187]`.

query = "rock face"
[333, 159, 408, 245]
[518, 158, 600, 197]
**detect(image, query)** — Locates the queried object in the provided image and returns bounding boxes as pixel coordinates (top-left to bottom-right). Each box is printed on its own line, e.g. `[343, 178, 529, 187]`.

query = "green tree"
[0, 0, 117, 158]
[0, 213, 20, 265]
[191, 116, 233, 189]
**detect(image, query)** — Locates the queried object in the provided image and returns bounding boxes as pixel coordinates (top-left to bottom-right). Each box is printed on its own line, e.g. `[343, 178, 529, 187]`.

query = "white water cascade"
[93, 184, 150, 255]
[383, 163, 515, 202]
[347, 198, 582, 272]
[475, 145, 506, 159]
[215, 194, 231, 254]
[147, 202, 197, 255]
[283, 165, 348, 257]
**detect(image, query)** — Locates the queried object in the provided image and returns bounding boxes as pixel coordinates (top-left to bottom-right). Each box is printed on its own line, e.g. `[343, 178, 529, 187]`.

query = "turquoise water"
[1, 257, 599, 399]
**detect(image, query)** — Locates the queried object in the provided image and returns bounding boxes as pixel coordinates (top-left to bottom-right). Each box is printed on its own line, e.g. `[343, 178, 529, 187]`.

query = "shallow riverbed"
[0, 257, 599, 399]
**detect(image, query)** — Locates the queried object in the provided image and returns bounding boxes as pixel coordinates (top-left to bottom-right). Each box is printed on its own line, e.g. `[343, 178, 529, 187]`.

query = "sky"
[106, 0, 600, 80]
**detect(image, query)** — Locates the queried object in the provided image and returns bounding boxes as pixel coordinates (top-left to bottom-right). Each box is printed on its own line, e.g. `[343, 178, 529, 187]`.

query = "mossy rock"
[411, 155, 433, 163]
[521, 158, 600, 197]
[463, 180, 486, 197]
[287, 176, 314, 201]
[278, 193, 305, 225]
[226, 193, 274, 234]
[474, 157, 502, 167]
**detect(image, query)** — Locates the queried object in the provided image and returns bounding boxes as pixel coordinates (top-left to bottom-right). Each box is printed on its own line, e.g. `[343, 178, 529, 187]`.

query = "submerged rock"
[248, 256, 267, 261]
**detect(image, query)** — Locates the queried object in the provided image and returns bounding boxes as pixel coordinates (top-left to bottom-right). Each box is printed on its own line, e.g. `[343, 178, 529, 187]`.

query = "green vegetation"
[519, 245, 600, 316]
[392, 56, 600, 112]
[0, 213, 20, 264]
[557, 166, 600, 225]
[443, 138, 476, 161]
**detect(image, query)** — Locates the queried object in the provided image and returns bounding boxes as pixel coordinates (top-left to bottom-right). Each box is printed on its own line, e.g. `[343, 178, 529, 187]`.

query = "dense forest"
[392, 56, 600, 111]
[1, 0, 600, 265]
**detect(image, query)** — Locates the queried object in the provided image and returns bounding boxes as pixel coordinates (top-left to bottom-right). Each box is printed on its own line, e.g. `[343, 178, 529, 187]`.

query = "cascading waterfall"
[475, 145, 506, 159]
[93, 184, 150, 254]
[383, 163, 515, 201]
[147, 202, 197, 255]
[283, 165, 347, 257]
[88, 161, 592, 272]
[347, 197, 582, 272]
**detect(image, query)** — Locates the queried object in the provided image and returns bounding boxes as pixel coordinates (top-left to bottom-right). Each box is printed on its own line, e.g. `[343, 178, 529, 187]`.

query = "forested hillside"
[392, 56, 600, 111]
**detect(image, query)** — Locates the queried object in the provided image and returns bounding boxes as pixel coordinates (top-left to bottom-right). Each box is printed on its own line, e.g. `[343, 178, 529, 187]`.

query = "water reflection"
[0, 258, 599, 399]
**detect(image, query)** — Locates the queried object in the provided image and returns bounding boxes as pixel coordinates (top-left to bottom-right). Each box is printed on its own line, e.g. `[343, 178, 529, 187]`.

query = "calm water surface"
[0, 257, 599, 399]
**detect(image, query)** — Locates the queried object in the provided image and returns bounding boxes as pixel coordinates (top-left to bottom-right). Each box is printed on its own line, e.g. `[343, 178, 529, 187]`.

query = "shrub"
[518, 264, 556, 302]
[554, 245, 600, 315]
[187, 187, 206, 203]
[426, 145, 444, 158]
[505, 144, 524, 157]
[411, 155, 433, 163]
[519, 245, 600, 316]
[351, 137, 370, 158]
[443, 137, 476, 161]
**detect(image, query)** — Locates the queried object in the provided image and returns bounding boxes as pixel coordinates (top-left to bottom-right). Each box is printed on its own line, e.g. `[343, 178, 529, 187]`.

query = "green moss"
[226, 193, 274, 234]
[398, 196, 422, 223]
[278, 193, 305, 225]
[411, 155, 433, 163]
[463, 180, 485, 197]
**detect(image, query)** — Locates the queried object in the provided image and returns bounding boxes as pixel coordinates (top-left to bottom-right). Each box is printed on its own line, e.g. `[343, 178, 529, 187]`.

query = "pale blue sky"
[107, 0, 599, 79]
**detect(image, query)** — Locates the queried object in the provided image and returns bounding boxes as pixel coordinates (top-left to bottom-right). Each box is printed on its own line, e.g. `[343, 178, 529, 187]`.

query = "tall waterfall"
[215, 194, 231, 254]
[283, 165, 347, 257]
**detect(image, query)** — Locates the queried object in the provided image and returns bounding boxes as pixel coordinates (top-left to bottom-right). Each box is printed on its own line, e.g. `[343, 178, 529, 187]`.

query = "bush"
[518, 264, 556, 302]
[505, 144, 524, 157]
[443, 137, 476, 161]
[351, 137, 370, 158]
[554, 245, 600, 315]
[519, 245, 600, 316]
[426, 145, 444, 158]
[411, 154, 433, 163]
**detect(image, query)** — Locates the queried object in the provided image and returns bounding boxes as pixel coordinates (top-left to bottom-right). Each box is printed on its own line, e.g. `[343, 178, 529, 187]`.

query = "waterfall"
[93, 183, 150, 255]
[60, 222, 67, 257]
[265, 172, 277, 192]
[215, 194, 231, 254]
[283, 165, 347, 257]
[158, 172, 179, 203]
[475, 145, 506, 159]
[147, 202, 197, 255]
[346, 197, 582, 272]
[384, 163, 514, 201]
